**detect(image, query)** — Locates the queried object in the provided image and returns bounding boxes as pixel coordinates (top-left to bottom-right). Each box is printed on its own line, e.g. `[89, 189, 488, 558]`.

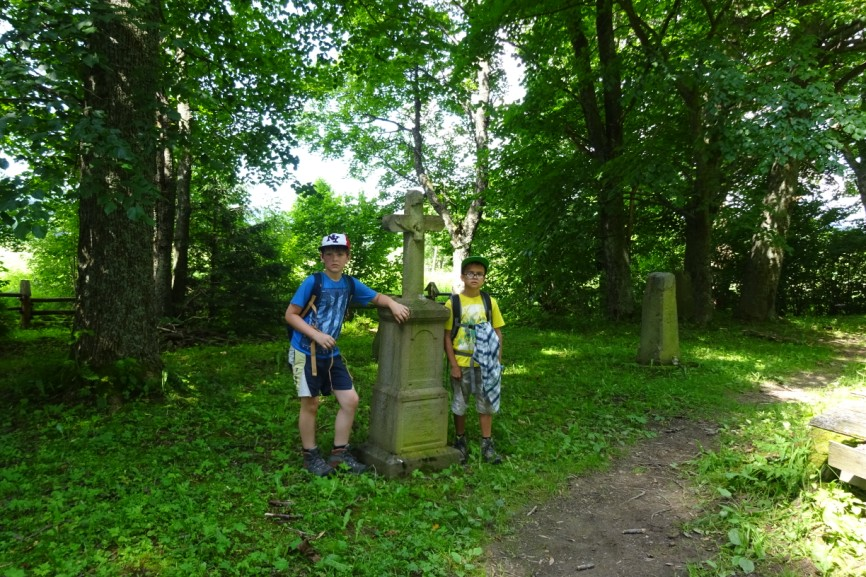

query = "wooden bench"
[809, 391, 866, 490]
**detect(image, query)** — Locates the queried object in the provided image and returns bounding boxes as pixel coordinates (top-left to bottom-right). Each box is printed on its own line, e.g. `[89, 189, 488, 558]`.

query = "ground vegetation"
[1, 315, 863, 576]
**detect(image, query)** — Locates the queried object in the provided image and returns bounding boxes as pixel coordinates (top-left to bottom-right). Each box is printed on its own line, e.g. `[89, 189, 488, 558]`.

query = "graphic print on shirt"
[300, 282, 350, 355]
[455, 302, 488, 354]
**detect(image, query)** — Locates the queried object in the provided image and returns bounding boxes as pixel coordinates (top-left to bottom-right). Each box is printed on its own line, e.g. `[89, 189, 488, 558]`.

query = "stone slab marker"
[359, 190, 461, 477]
[636, 272, 680, 365]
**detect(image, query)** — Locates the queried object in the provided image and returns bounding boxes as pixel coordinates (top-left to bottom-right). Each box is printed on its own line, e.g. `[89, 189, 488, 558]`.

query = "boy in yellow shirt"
[444, 256, 505, 464]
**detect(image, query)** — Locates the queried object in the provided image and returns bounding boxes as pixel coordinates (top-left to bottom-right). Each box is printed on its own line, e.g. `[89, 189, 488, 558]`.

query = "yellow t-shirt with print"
[444, 293, 505, 368]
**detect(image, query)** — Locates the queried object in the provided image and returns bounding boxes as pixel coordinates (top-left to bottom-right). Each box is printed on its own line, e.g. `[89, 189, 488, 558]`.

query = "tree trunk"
[74, 0, 161, 375]
[619, 0, 728, 324]
[451, 247, 468, 294]
[598, 191, 634, 319]
[153, 110, 176, 319]
[682, 203, 713, 324]
[567, 2, 634, 319]
[171, 101, 193, 311]
[841, 138, 866, 222]
[681, 130, 724, 326]
[736, 159, 800, 321]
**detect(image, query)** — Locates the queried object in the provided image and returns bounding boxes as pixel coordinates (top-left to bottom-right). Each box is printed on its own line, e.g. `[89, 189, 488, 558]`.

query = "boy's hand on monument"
[390, 302, 411, 323]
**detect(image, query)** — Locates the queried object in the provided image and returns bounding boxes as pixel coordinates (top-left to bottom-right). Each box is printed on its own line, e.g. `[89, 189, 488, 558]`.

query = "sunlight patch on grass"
[503, 363, 528, 375]
[539, 347, 574, 357]
[687, 347, 751, 362]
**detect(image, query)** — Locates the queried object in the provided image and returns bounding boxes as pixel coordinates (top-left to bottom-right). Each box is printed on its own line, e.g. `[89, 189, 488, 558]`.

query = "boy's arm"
[371, 293, 411, 323]
[285, 303, 336, 351]
[444, 329, 462, 379]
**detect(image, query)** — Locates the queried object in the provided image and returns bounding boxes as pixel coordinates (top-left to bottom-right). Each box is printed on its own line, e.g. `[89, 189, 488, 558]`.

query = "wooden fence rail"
[1, 280, 74, 328]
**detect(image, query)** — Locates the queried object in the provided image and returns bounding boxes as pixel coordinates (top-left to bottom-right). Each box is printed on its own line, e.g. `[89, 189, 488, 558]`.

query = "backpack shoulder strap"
[449, 293, 462, 342]
[287, 272, 323, 341]
[480, 291, 492, 322]
[299, 272, 323, 318]
[346, 274, 356, 301]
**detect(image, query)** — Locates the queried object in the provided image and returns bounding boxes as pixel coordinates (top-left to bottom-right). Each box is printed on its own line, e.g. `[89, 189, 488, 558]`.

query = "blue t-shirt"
[290, 273, 377, 358]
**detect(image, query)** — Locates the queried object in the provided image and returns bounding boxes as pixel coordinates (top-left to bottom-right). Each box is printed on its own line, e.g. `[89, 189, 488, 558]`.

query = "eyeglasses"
[463, 272, 485, 279]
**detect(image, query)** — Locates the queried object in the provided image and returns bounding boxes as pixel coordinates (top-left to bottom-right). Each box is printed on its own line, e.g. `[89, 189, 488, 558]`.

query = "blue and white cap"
[320, 233, 350, 251]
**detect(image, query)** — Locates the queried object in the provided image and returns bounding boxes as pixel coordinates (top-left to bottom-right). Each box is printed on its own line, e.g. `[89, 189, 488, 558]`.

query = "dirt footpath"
[486, 335, 865, 577]
[486, 418, 720, 577]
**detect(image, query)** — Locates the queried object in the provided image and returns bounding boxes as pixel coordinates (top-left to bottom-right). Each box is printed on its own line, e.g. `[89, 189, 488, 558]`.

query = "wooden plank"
[828, 441, 866, 490]
[30, 297, 75, 303]
[809, 406, 866, 440]
[31, 310, 74, 316]
[835, 400, 866, 416]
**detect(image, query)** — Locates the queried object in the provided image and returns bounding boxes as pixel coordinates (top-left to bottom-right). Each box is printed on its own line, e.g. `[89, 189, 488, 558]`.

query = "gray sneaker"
[481, 438, 502, 464]
[328, 445, 368, 474]
[303, 447, 335, 477]
[453, 435, 468, 464]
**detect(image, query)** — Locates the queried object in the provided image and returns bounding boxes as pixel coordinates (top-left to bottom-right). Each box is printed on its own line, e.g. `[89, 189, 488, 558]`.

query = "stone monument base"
[359, 442, 462, 478]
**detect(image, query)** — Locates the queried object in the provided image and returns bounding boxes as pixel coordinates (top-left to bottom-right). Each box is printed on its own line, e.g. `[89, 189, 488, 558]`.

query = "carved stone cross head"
[383, 190, 444, 299]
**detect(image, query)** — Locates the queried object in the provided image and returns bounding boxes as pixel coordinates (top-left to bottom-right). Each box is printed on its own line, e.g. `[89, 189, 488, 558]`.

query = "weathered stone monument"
[636, 272, 680, 365]
[359, 190, 461, 477]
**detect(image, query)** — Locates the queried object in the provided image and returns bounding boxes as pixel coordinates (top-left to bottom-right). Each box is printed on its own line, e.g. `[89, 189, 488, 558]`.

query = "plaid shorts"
[450, 366, 497, 416]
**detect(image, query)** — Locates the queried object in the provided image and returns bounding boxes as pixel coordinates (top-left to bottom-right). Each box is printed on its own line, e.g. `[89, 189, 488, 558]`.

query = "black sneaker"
[453, 435, 468, 464]
[303, 447, 335, 477]
[481, 438, 502, 464]
[328, 445, 368, 474]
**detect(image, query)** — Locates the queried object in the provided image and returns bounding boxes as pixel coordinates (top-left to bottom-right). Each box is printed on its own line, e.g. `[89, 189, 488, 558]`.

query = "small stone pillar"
[359, 190, 461, 477]
[636, 272, 680, 365]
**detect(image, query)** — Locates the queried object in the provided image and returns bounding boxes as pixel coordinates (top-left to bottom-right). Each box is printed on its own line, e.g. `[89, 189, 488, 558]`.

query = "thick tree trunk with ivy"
[597, 190, 634, 319]
[567, 2, 634, 319]
[153, 118, 176, 320]
[681, 128, 724, 326]
[682, 203, 713, 324]
[736, 160, 799, 321]
[73, 0, 162, 375]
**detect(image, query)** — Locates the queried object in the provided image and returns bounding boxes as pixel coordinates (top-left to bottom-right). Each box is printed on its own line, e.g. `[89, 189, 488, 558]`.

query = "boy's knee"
[336, 389, 359, 411]
[300, 397, 320, 413]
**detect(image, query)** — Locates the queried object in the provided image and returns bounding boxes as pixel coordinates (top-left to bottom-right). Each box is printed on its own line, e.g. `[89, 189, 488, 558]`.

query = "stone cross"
[382, 190, 445, 299]
[361, 189, 459, 477]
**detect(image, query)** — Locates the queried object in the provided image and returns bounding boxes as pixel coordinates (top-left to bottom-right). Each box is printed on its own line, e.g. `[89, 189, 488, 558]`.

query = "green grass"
[1, 315, 864, 576]
[683, 345, 866, 577]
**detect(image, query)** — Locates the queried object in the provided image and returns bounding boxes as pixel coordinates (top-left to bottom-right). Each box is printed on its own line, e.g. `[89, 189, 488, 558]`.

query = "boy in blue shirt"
[285, 233, 410, 476]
